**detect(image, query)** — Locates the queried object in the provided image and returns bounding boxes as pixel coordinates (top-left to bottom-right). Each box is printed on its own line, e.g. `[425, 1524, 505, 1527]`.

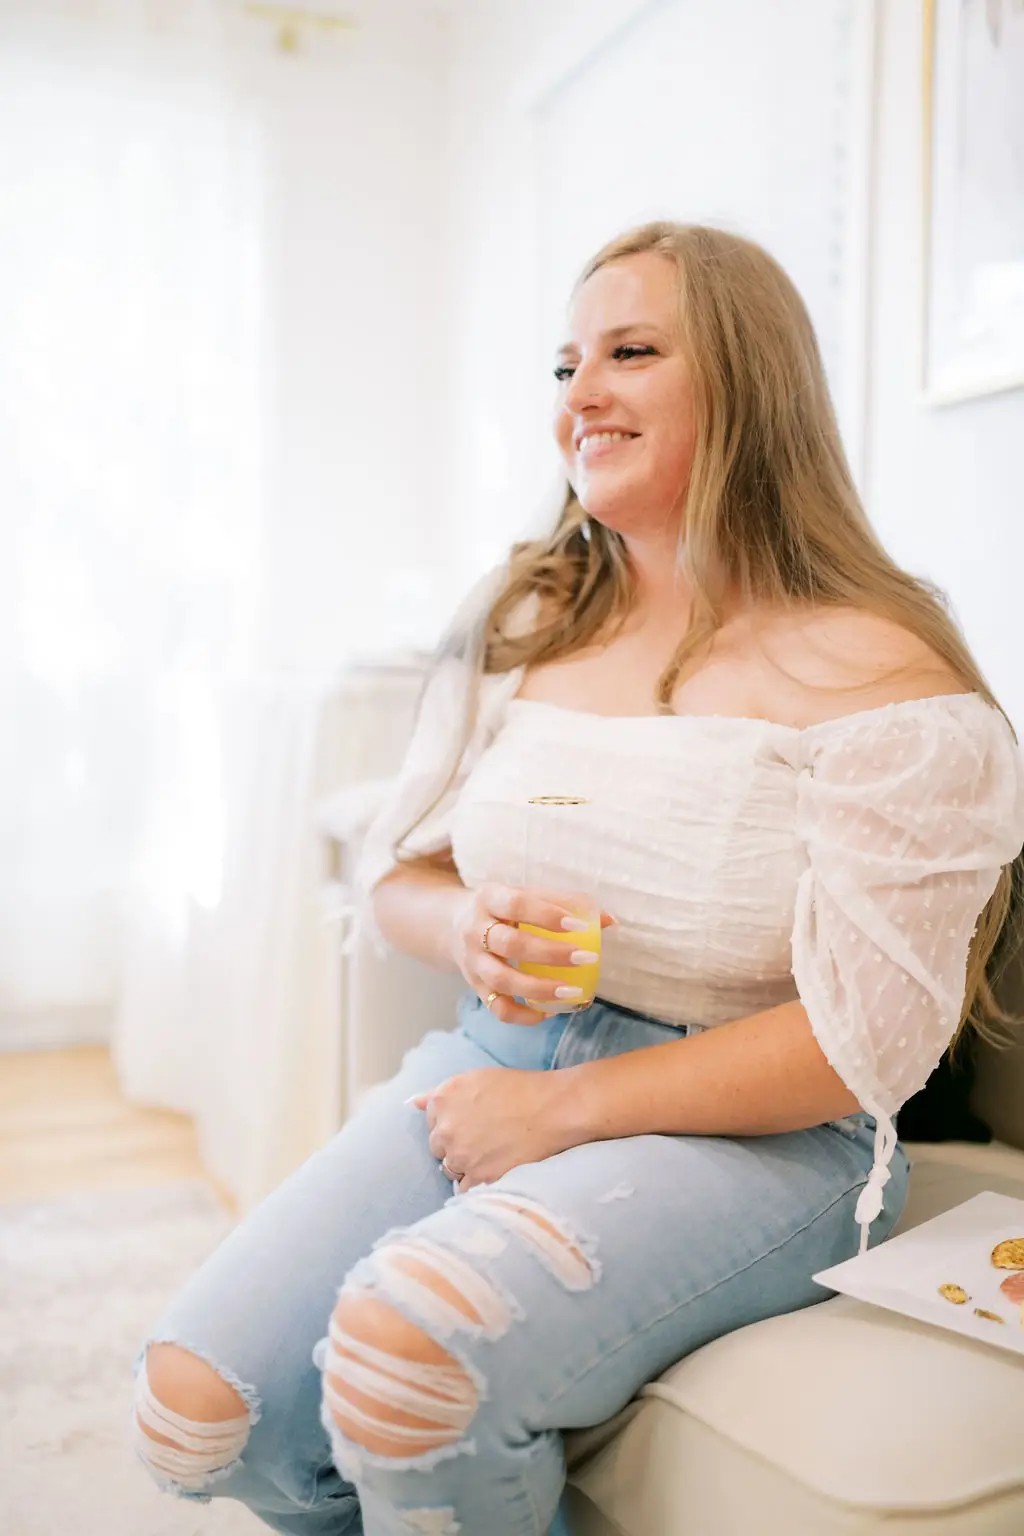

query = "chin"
[575, 494, 668, 540]
[580, 506, 638, 537]
[573, 473, 689, 542]
[572, 479, 631, 526]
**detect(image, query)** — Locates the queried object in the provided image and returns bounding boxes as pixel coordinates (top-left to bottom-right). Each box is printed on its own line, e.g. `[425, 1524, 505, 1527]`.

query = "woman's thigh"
[132, 1021, 496, 1504]
[327, 1116, 909, 1453]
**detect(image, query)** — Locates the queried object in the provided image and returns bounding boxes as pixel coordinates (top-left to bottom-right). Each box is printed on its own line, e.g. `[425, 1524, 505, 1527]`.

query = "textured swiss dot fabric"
[783, 695, 1024, 1118]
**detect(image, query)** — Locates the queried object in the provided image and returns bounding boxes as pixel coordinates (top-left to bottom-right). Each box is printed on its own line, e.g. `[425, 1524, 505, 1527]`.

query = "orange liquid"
[518, 912, 601, 1014]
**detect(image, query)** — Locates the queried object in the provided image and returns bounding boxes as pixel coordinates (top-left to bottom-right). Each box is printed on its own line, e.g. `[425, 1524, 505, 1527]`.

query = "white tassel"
[855, 1113, 898, 1253]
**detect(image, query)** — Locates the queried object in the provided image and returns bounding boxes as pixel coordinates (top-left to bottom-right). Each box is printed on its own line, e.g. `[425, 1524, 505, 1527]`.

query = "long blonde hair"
[408, 221, 1023, 1052]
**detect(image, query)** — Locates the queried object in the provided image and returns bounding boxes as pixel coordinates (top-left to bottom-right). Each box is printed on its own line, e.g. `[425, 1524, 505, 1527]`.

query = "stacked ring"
[485, 991, 499, 1009]
[482, 919, 500, 953]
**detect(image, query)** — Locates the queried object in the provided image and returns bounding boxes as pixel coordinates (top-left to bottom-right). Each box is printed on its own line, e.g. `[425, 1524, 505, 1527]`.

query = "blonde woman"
[132, 223, 1024, 1536]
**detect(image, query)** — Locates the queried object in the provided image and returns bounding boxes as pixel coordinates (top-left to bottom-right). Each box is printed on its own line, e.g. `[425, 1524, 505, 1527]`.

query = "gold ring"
[482, 919, 500, 953]
[485, 991, 499, 1009]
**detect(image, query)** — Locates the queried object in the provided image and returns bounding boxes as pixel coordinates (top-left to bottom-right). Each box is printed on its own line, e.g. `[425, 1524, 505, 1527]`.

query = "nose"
[563, 355, 612, 417]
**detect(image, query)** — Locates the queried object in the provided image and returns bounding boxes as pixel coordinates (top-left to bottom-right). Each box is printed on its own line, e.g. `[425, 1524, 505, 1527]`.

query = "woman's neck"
[622, 534, 694, 634]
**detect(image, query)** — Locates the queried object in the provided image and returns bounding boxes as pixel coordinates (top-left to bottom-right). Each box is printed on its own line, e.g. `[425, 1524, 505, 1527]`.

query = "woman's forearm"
[371, 858, 469, 971]
[374, 872, 862, 1136]
[556, 999, 861, 1145]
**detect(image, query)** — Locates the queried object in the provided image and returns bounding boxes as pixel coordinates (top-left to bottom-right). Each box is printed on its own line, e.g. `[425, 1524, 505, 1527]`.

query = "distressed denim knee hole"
[463, 1190, 600, 1290]
[322, 1290, 479, 1468]
[132, 1345, 258, 1496]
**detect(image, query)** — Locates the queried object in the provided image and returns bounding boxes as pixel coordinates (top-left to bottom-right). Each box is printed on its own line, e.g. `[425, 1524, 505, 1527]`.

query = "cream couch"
[321, 785, 1024, 1535]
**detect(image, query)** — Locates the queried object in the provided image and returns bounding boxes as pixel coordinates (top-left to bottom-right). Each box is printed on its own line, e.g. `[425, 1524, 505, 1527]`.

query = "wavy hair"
[399, 221, 1023, 1055]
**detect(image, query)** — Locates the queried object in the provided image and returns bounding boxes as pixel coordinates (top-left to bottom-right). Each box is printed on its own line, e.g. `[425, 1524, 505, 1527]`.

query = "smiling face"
[553, 252, 697, 538]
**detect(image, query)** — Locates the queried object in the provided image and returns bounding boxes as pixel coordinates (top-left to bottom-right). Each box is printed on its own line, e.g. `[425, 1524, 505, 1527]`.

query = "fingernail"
[570, 949, 600, 965]
[554, 985, 584, 999]
[560, 916, 589, 931]
[403, 1095, 421, 1106]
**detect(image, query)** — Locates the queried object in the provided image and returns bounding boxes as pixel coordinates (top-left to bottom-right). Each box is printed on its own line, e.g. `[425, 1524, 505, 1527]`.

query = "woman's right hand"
[449, 882, 615, 1026]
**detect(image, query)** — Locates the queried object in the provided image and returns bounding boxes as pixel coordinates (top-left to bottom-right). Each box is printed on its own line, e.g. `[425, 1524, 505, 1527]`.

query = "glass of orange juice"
[515, 794, 600, 1014]
[517, 890, 601, 1014]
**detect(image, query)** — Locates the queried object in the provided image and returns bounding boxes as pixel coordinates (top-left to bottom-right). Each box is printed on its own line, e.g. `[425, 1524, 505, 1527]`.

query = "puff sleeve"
[352, 565, 528, 955]
[789, 693, 1024, 1251]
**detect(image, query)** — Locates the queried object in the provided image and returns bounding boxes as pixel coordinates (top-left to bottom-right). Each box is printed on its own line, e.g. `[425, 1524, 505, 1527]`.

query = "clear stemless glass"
[516, 795, 601, 1014]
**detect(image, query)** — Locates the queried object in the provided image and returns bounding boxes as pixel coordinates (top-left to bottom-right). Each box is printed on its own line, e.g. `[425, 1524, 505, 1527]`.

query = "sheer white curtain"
[0, 0, 356, 1209]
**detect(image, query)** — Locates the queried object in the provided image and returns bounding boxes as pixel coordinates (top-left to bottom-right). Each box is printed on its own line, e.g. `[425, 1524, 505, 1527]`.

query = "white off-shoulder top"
[355, 570, 1024, 1253]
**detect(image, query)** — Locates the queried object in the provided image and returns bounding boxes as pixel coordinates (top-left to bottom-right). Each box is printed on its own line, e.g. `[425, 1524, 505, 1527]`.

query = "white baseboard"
[0, 1004, 113, 1053]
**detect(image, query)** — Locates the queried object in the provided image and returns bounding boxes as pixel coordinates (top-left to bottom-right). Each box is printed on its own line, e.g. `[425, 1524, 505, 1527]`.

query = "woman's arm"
[371, 857, 468, 972]
[552, 999, 860, 1148]
[412, 998, 861, 1196]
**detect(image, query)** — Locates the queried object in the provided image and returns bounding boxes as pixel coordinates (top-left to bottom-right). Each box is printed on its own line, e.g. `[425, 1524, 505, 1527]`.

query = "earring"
[580, 517, 591, 543]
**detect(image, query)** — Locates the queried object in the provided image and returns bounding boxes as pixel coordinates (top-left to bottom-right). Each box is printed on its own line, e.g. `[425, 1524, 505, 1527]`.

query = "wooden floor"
[0, 1045, 237, 1216]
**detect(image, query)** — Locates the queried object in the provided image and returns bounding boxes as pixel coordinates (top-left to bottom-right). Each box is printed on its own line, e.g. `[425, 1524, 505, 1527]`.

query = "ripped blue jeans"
[131, 991, 909, 1535]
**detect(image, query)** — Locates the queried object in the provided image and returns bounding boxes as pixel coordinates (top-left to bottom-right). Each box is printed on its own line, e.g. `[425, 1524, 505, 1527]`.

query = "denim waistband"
[589, 993, 693, 1027]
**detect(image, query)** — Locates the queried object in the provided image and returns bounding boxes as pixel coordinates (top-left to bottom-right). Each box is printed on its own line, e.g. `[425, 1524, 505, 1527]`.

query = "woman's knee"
[319, 1228, 523, 1470]
[132, 1342, 259, 1495]
[319, 1194, 598, 1472]
[322, 1284, 480, 1465]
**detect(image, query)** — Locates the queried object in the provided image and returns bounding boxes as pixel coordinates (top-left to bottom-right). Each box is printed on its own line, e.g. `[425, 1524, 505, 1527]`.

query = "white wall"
[441, 0, 656, 591]
[867, 0, 1024, 726]
[243, 2, 456, 666]
[441, 0, 870, 570]
[229, 1, 455, 666]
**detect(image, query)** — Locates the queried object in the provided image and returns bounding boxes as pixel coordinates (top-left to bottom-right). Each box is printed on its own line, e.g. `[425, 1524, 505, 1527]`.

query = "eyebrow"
[555, 323, 666, 360]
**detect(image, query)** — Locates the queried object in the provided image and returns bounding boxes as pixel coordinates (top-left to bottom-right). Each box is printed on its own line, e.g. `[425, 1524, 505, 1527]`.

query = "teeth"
[579, 431, 636, 452]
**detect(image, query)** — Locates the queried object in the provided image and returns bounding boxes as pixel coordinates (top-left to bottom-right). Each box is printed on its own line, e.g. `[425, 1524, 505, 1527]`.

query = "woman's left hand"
[407, 1067, 578, 1192]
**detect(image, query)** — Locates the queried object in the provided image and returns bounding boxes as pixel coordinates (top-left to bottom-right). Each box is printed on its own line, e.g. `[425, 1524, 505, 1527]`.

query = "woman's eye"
[552, 343, 657, 381]
[613, 344, 657, 361]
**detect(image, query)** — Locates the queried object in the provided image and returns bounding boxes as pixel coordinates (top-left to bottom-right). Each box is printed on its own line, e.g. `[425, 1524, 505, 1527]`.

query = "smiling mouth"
[577, 432, 640, 459]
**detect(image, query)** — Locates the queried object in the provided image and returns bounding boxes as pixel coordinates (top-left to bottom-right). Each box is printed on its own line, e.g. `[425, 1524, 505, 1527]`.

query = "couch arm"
[346, 920, 467, 1115]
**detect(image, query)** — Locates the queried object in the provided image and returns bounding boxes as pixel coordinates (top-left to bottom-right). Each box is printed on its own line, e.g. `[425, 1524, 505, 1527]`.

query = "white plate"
[813, 1191, 1024, 1357]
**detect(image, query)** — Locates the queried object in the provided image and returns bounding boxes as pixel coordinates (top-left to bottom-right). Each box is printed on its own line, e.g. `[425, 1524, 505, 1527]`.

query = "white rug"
[0, 1180, 265, 1536]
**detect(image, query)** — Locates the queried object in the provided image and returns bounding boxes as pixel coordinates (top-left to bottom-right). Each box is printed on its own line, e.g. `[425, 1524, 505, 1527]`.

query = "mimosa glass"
[516, 794, 601, 1014]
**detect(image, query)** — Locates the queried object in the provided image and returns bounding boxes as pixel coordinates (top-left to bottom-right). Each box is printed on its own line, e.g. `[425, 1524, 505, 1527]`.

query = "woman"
[132, 222, 1024, 1536]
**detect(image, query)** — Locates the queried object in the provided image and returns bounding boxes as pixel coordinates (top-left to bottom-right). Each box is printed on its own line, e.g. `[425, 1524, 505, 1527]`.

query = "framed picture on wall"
[922, 0, 1024, 404]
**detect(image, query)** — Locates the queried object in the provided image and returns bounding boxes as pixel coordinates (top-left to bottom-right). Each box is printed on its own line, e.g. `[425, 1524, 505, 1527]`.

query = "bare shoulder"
[752, 604, 969, 723]
[784, 606, 953, 679]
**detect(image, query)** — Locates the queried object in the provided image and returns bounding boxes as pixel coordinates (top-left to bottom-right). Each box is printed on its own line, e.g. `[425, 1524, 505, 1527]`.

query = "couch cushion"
[892, 1139, 1024, 1234]
[567, 1142, 1024, 1535]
